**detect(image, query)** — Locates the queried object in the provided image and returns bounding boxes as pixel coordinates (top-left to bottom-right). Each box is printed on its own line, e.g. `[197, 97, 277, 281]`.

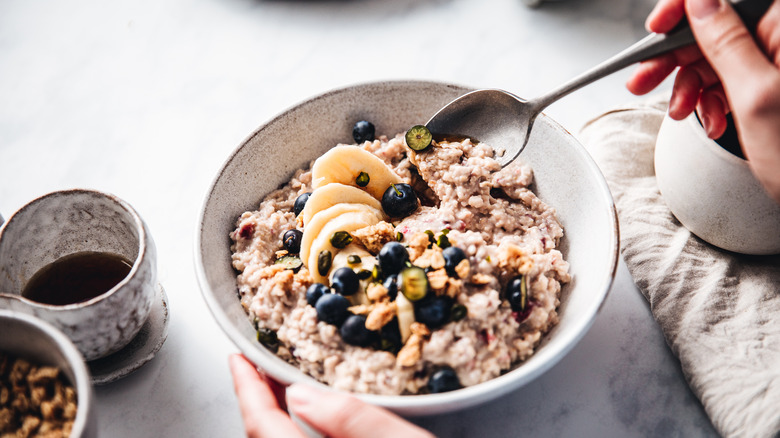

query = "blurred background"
[1, 0, 717, 437]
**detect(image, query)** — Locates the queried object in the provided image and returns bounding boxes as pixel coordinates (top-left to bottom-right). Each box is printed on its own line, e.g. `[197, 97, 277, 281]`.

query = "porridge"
[230, 121, 570, 395]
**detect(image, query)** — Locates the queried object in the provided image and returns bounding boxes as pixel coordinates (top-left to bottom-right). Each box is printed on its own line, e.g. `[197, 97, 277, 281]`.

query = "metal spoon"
[426, 0, 773, 167]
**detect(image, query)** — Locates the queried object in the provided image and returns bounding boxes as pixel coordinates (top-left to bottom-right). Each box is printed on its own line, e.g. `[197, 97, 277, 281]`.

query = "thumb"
[685, 0, 775, 96]
[285, 383, 434, 438]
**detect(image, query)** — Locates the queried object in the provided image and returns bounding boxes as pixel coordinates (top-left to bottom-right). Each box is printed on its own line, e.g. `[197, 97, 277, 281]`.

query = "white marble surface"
[0, 0, 719, 436]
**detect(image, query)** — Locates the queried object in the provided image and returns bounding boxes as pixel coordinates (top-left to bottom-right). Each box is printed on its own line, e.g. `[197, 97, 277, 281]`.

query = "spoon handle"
[530, 0, 773, 112]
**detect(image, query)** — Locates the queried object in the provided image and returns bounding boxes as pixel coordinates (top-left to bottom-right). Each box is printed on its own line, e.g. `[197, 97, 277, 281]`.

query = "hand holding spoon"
[425, 0, 772, 167]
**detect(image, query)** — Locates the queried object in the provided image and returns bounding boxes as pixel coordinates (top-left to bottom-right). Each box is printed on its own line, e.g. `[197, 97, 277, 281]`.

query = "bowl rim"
[0, 309, 94, 436]
[194, 79, 620, 415]
[684, 112, 751, 168]
[0, 188, 149, 310]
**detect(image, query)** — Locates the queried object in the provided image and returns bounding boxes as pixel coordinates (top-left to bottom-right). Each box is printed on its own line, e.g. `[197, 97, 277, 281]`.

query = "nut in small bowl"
[0, 309, 97, 437]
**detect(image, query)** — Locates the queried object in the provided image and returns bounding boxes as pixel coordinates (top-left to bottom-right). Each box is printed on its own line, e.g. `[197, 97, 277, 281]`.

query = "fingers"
[685, 0, 777, 109]
[626, 44, 705, 95]
[286, 384, 435, 438]
[229, 354, 304, 438]
[756, 0, 780, 64]
[646, 0, 686, 33]
[627, 57, 678, 95]
[668, 58, 721, 119]
[697, 83, 729, 138]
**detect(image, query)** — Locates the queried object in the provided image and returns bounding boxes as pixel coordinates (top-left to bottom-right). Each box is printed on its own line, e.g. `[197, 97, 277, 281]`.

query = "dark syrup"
[22, 252, 133, 305]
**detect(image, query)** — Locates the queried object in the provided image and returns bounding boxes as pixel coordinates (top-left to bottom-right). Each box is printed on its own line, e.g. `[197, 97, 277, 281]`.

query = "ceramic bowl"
[0, 189, 158, 361]
[0, 309, 97, 437]
[655, 112, 780, 255]
[195, 80, 619, 415]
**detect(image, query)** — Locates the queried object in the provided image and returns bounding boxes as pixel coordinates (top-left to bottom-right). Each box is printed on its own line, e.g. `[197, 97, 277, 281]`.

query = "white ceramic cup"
[0, 189, 158, 360]
[655, 112, 780, 255]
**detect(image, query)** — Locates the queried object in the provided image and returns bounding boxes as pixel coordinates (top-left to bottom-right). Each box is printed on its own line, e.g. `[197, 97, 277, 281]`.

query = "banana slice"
[330, 244, 377, 306]
[330, 243, 376, 277]
[311, 145, 402, 200]
[302, 183, 385, 227]
[306, 210, 382, 283]
[395, 292, 415, 343]
[300, 203, 383, 265]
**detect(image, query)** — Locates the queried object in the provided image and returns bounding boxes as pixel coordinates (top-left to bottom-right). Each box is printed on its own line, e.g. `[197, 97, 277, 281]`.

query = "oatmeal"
[230, 123, 570, 395]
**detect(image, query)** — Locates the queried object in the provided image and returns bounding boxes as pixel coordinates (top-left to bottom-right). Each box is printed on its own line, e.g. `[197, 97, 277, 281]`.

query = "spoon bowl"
[426, 89, 533, 166]
[426, 0, 771, 167]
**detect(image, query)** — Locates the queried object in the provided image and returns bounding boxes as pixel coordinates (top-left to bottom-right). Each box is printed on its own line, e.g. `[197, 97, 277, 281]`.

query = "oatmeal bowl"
[195, 80, 619, 415]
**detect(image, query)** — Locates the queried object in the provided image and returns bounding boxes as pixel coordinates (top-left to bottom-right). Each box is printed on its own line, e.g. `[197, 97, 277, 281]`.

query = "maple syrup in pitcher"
[22, 252, 133, 305]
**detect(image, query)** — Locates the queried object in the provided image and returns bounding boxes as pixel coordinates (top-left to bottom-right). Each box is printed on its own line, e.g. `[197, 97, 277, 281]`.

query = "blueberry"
[293, 192, 311, 217]
[283, 229, 303, 253]
[352, 120, 375, 144]
[379, 318, 402, 353]
[315, 293, 350, 326]
[340, 314, 377, 347]
[306, 283, 329, 307]
[427, 366, 462, 393]
[442, 246, 467, 277]
[382, 274, 399, 301]
[506, 275, 528, 312]
[381, 183, 419, 218]
[415, 296, 453, 329]
[331, 267, 360, 296]
[377, 242, 409, 277]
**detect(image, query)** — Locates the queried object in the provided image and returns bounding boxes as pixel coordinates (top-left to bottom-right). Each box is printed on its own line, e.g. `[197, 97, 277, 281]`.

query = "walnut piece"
[454, 259, 470, 279]
[427, 269, 449, 291]
[405, 232, 430, 261]
[365, 301, 397, 331]
[413, 248, 445, 270]
[366, 283, 389, 302]
[496, 242, 533, 275]
[352, 221, 396, 254]
[444, 278, 463, 298]
[469, 273, 493, 285]
[396, 323, 431, 367]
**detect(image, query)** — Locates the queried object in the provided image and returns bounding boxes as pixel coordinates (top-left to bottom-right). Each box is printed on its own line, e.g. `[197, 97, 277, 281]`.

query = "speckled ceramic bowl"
[195, 80, 619, 415]
[0, 309, 97, 437]
[655, 112, 780, 255]
[0, 189, 157, 361]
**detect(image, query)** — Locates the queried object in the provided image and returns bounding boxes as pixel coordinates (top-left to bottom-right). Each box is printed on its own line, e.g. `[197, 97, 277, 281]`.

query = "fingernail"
[645, 1, 662, 31]
[689, 0, 721, 19]
[669, 92, 683, 120]
[701, 114, 713, 136]
[286, 383, 317, 407]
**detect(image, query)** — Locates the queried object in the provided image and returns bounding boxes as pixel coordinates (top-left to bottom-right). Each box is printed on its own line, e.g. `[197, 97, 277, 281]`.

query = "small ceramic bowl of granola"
[195, 80, 619, 415]
[0, 309, 97, 437]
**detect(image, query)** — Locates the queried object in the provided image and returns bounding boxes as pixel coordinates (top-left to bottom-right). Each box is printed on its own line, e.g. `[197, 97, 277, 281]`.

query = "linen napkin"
[578, 98, 780, 438]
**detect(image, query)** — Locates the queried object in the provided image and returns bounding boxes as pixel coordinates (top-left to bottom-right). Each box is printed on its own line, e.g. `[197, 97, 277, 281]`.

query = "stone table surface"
[0, 0, 719, 436]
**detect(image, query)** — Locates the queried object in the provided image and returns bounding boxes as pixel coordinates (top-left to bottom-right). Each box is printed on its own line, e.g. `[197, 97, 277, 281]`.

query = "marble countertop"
[0, 0, 719, 436]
